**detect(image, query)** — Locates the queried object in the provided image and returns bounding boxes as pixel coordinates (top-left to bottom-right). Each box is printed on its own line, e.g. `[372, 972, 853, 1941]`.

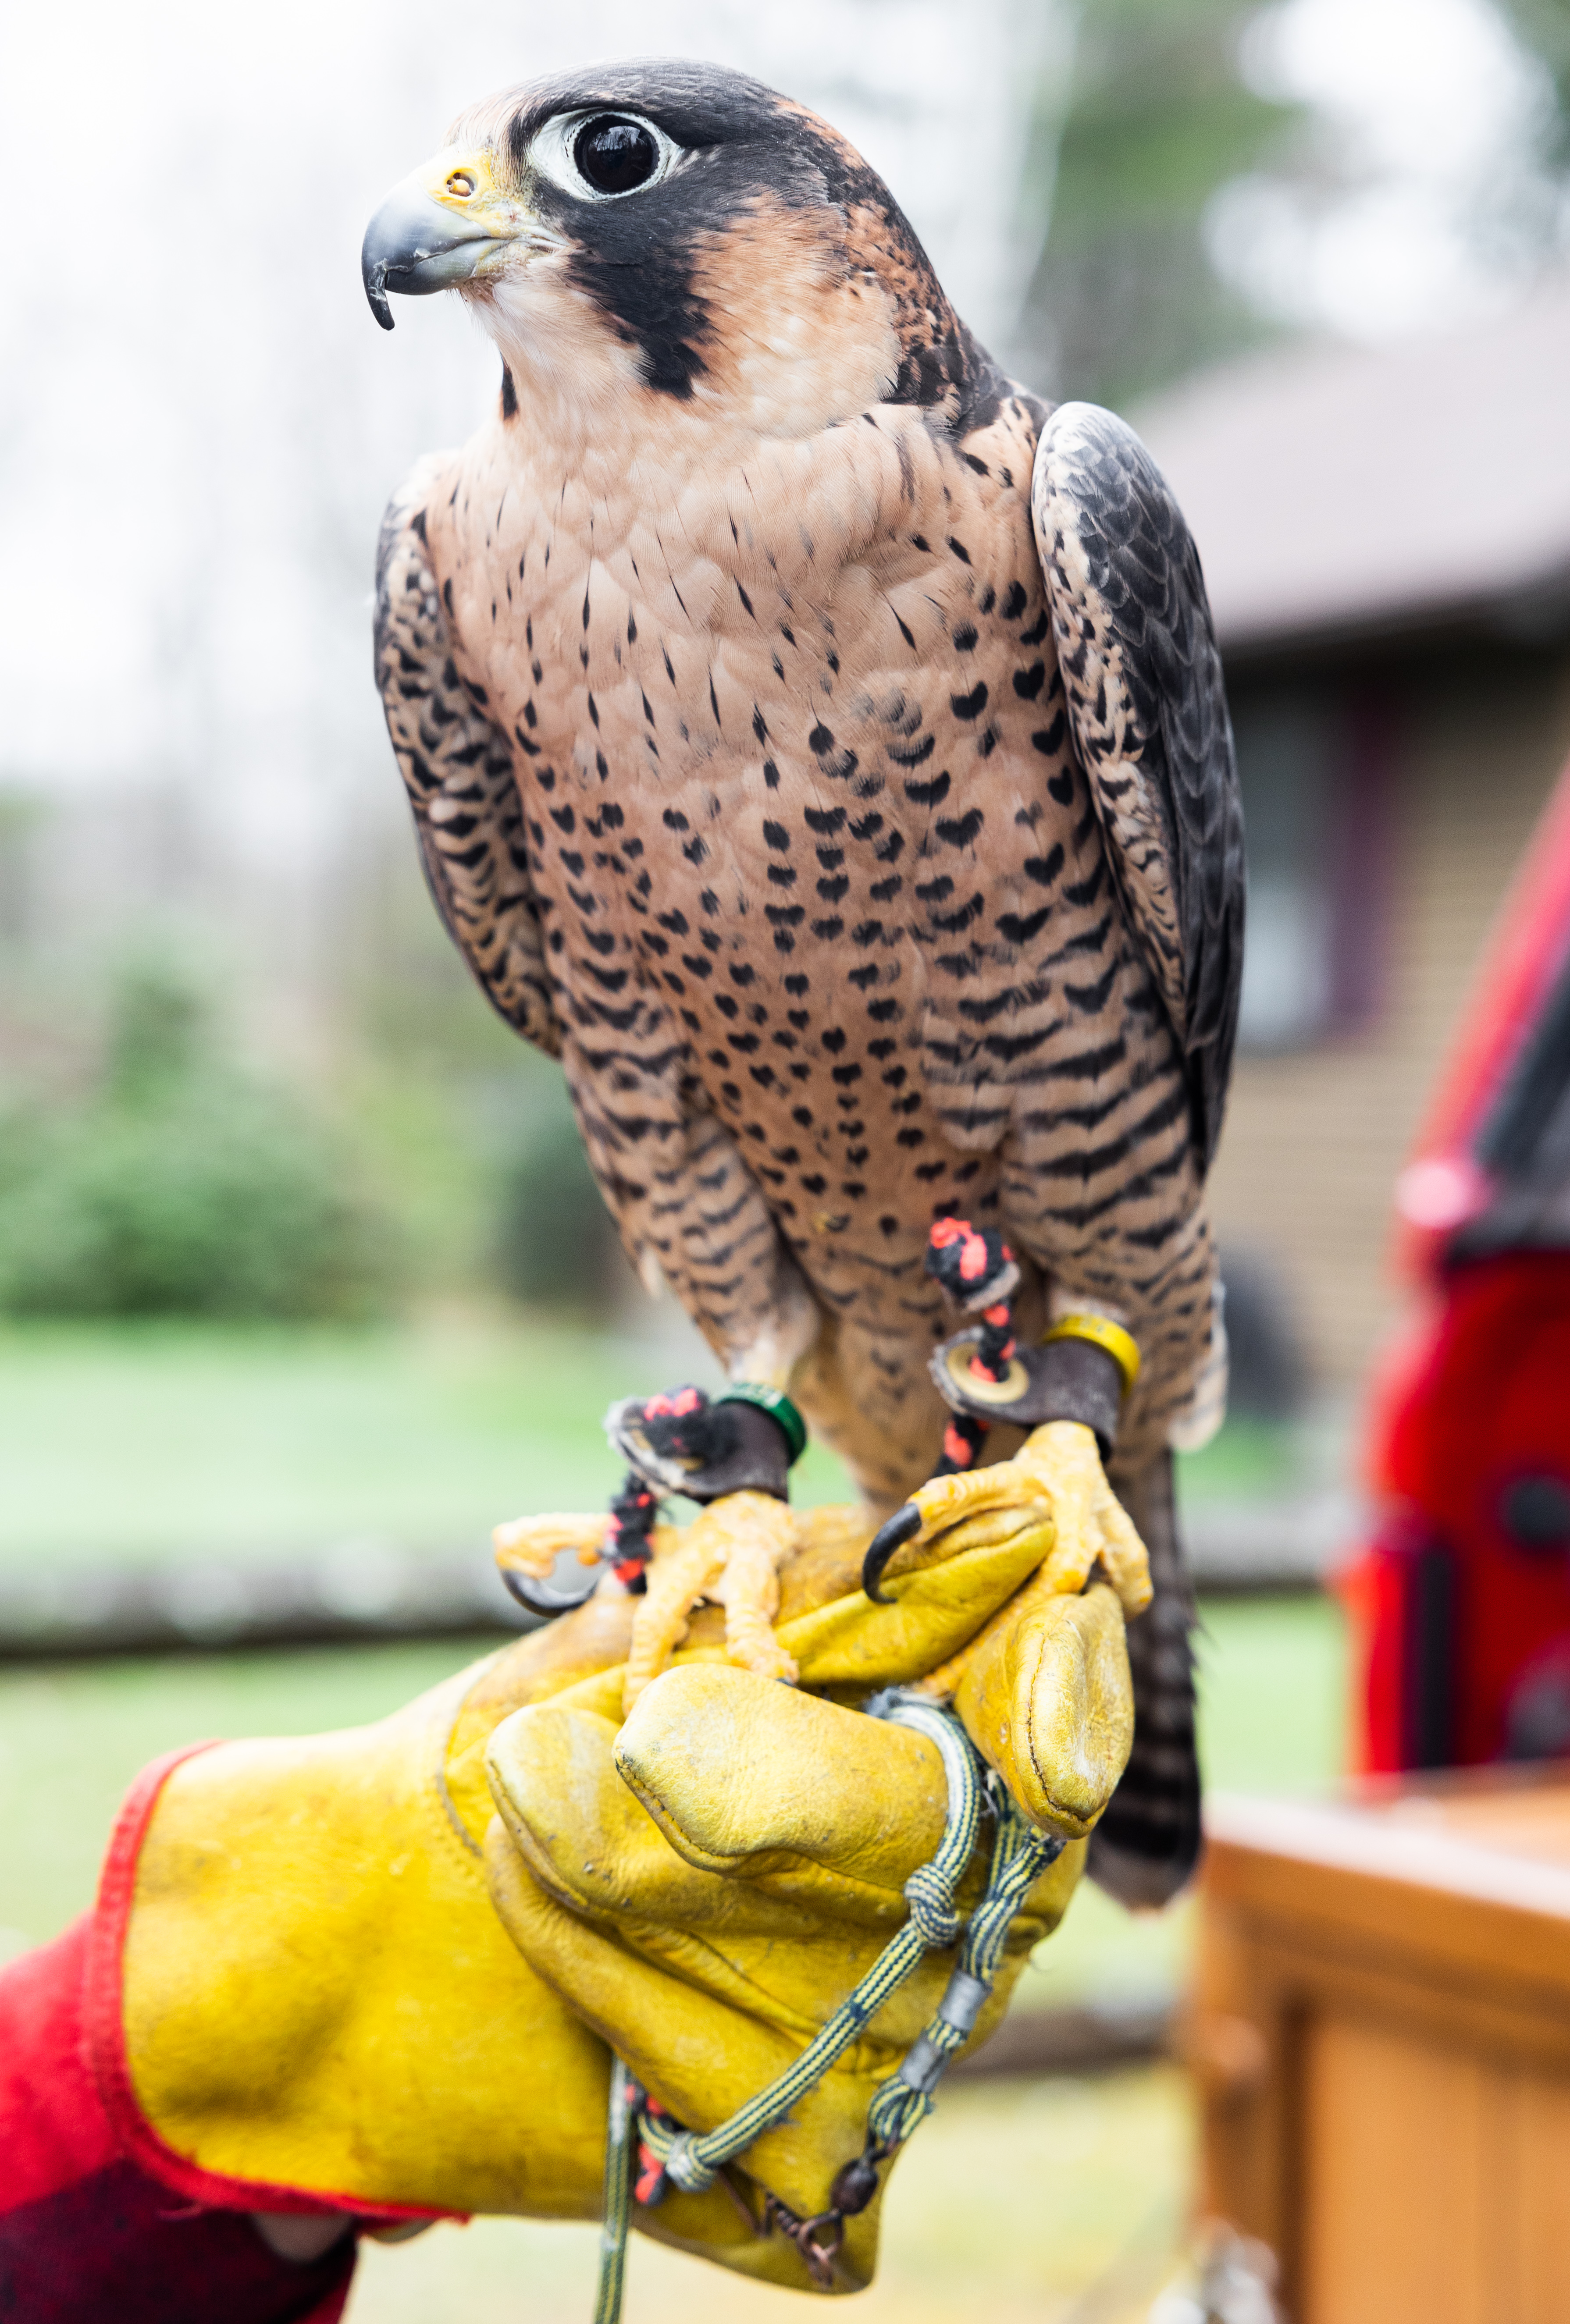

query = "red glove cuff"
[1, 1746, 360, 2323]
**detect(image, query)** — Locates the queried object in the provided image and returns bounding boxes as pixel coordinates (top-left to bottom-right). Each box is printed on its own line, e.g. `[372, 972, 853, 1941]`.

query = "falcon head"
[362, 61, 994, 435]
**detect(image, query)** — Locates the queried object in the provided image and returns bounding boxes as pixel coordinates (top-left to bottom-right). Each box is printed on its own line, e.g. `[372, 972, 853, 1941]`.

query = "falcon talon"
[497, 1557, 603, 1620]
[862, 1503, 922, 1603]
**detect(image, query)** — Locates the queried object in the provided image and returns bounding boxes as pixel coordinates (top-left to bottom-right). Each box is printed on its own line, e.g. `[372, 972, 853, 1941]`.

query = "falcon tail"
[1086, 1450, 1202, 1908]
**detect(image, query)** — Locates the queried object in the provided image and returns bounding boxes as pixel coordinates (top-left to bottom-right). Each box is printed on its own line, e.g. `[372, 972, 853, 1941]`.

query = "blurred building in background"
[1141, 274, 1570, 1390]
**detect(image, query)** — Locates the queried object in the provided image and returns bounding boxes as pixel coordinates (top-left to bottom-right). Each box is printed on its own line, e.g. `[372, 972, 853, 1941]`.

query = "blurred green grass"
[0, 1315, 854, 1571]
[0, 1640, 482, 1956]
[0, 1316, 1294, 1573]
[348, 2068, 1194, 2324]
[1174, 1412, 1301, 1502]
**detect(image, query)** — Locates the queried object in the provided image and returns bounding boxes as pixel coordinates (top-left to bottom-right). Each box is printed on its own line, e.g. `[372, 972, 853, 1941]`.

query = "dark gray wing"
[374, 461, 562, 1059]
[1031, 402, 1244, 1171]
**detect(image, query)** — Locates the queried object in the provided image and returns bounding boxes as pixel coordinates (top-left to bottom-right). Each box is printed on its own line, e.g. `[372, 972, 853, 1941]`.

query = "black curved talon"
[499, 1559, 602, 1620]
[862, 1503, 922, 1604]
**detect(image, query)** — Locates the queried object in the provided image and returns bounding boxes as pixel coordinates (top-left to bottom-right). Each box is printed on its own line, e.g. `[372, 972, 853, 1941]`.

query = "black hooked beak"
[861, 1503, 922, 1604]
[360, 173, 509, 331]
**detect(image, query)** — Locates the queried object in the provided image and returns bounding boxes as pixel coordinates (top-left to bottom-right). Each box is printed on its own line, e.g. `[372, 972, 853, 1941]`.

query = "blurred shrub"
[493, 1074, 622, 1308]
[341, 830, 621, 1310]
[0, 962, 396, 1320]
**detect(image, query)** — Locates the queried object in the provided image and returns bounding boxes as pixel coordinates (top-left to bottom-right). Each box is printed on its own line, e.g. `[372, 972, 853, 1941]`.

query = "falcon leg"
[623, 1492, 800, 1713]
[936, 1410, 992, 1477]
[866, 1422, 1150, 1612]
[491, 1375, 808, 1698]
[863, 1221, 1153, 1616]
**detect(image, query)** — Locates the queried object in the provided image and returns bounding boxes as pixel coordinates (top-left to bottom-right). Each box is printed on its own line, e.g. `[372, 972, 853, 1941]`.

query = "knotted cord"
[593, 1689, 1064, 2322]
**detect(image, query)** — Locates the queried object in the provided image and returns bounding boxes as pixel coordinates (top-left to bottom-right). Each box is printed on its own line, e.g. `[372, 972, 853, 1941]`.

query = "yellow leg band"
[1039, 1314, 1141, 1397]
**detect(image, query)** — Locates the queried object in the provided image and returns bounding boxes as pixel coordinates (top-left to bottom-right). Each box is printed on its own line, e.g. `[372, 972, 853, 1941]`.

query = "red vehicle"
[1345, 762, 1570, 1773]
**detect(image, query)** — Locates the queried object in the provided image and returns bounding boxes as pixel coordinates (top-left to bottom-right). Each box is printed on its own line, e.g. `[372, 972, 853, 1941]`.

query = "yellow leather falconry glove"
[477, 1498, 1135, 2294]
[21, 1497, 1131, 2314]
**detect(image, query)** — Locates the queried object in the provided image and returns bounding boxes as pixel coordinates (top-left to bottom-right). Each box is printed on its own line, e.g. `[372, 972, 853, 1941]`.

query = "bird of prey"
[363, 63, 1244, 1905]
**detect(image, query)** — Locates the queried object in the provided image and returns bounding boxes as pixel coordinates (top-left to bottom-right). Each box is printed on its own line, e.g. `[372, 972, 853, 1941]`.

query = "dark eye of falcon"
[573, 115, 661, 197]
[530, 109, 680, 205]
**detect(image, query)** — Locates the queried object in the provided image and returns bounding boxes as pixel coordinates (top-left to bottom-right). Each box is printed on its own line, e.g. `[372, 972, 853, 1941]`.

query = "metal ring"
[942, 1344, 1029, 1407]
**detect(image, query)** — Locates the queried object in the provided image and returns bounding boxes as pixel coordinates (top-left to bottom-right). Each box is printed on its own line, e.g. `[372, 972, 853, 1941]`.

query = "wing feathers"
[374, 462, 562, 1060]
[1031, 402, 1244, 1172]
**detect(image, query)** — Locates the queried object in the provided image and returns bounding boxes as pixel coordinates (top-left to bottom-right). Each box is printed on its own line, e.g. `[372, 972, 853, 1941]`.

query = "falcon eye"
[529, 109, 680, 204]
[573, 115, 660, 197]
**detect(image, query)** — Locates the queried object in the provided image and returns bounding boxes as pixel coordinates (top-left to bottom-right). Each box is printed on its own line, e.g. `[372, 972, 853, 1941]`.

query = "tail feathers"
[1087, 1450, 1202, 1909]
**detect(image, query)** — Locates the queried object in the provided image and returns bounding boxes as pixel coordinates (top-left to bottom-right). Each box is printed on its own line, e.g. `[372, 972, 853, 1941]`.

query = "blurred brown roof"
[1132, 274, 1570, 663]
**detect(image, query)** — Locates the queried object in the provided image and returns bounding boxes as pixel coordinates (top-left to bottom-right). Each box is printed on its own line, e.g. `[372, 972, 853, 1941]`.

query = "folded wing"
[374, 459, 561, 1058]
[1032, 402, 1244, 1171]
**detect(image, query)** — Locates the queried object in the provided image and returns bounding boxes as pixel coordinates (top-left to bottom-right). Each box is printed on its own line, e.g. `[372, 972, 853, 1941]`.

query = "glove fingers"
[616, 1663, 950, 1896]
[485, 1818, 829, 2066]
[488, 1680, 990, 2019]
[486, 1685, 949, 1935]
[487, 1704, 845, 1939]
[954, 1581, 1135, 1840]
[782, 1511, 1054, 1691]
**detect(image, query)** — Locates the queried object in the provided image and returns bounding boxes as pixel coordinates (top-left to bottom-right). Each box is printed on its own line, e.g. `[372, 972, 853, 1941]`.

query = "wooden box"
[1193, 1771, 1570, 2323]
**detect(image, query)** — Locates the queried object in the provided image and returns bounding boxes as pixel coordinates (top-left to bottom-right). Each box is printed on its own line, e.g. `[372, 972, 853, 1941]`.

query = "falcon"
[362, 62, 1244, 1904]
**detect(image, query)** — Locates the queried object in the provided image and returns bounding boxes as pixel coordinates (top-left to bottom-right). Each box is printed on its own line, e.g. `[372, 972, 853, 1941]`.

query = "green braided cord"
[648, 1694, 980, 2195]
[635, 1917, 926, 2187]
[593, 2062, 639, 2324]
[958, 1797, 1062, 1986]
[592, 1695, 977, 2318]
[862, 2018, 968, 2153]
[866, 1793, 1064, 2156]
[592, 1695, 1056, 2320]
